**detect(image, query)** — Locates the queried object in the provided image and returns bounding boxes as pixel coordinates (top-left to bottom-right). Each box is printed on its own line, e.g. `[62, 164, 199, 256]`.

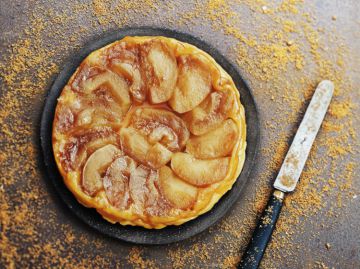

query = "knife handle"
[238, 190, 284, 269]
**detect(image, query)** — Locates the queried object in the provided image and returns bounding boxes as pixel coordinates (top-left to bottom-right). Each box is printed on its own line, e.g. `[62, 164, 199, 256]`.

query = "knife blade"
[238, 80, 334, 269]
[274, 80, 334, 192]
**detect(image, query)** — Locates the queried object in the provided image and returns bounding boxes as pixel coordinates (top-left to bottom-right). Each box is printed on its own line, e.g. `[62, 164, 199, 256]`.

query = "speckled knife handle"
[238, 190, 284, 269]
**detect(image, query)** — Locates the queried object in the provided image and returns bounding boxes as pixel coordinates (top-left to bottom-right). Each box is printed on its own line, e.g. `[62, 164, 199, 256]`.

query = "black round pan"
[40, 27, 260, 245]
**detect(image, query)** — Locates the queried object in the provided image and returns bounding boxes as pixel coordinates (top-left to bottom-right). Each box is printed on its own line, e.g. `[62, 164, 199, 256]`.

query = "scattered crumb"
[0, 0, 358, 268]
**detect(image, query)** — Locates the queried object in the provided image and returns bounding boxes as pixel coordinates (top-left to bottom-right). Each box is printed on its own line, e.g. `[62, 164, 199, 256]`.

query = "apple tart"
[52, 36, 246, 229]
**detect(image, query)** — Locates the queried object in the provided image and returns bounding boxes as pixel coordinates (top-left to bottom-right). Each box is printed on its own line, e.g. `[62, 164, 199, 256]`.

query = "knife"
[238, 80, 334, 269]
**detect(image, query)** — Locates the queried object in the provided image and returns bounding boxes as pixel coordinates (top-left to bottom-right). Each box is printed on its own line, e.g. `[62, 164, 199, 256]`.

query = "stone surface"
[0, 0, 359, 268]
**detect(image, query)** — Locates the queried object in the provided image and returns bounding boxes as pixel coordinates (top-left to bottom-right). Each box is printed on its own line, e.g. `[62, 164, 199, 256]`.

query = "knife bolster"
[273, 189, 285, 200]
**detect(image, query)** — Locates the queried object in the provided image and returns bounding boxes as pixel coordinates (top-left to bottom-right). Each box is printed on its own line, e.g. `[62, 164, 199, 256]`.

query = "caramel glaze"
[52, 36, 246, 228]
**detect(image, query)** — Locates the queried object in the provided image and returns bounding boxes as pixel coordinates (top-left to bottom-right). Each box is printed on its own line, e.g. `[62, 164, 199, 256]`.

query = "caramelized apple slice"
[169, 55, 211, 113]
[71, 65, 103, 91]
[82, 70, 131, 114]
[59, 127, 118, 172]
[120, 128, 150, 164]
[76, 108, 112, 126]
[120, 128, 173, 169]
[129, 165, 166, 214]
[146, 143, 173, 169]
[130, 107, 190, 151]
[145, 169, 163, 213]
[171, 153, 230, 187]
[54, 106, 74, 132]
[129, 165, 149, 213]
[141, 41, 178, 103]
[76, 107, 123, 126]
[107, 42, 146, 102]
[186, 119, 239, 158]
[103, 156, 136, 209]
[111, 61, 145, 103]
[82, 144, 122, 196]
[76, 108, 94, 126]
[145, 170, 159, 208]
[159, 166, 198, 209]
[183, 89, 235, 135]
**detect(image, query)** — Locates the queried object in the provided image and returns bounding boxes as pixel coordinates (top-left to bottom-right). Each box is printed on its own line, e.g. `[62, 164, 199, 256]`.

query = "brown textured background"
[0, 0, 359, 268]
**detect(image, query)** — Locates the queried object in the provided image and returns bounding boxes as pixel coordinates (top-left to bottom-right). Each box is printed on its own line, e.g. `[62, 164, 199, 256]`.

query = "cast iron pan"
[40, 27, 259, 245]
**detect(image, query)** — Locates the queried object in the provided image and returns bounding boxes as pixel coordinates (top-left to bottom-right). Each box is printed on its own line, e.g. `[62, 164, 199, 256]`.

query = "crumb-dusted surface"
[0, 0, 359, 268]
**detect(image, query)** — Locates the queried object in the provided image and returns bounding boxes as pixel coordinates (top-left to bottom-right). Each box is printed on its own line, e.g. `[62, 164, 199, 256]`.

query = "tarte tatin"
[52, 36, 246, 229]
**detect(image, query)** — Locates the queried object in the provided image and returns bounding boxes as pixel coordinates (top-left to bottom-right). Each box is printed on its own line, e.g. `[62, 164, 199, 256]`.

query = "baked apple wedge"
[120, 127, 150, 164]
[103, 156, 136, 209]
[120, 127, 172, 169]
[145, 169, 161, 211]
[107, 42, 145, 102]
[171, 153, 230, 187]
[111, 61, 145, 103]
[76, 106, 123, 125]
[186, 119, 239, 158]
[82, 144, 122, 196]
[159, 166, 198, 209]
[130, 107, 189, 151]
[141, 41, 178, 104]
[129, 165, 149, 213]
[146, 143, 173, 169]
[183, 89, 235, 135]
[169, 55, 211, 113]
[82, 70, 131, 114]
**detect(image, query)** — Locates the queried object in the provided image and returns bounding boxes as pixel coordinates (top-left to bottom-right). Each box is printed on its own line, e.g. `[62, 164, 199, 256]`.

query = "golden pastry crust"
[52, 36, 246, 229]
